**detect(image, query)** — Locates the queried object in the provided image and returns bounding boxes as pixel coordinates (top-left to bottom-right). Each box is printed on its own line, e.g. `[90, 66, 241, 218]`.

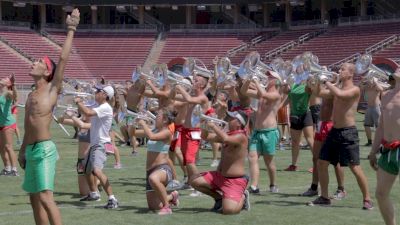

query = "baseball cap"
[226, 110, 248, 126]
[95, 85, 114, 99]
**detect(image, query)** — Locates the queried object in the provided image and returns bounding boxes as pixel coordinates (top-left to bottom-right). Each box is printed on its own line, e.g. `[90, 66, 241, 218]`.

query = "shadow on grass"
[55, 192, 82, 199]
[113, 178, 146, 188]
[255, 199, 358, 209]
[173, 207, 214, 214]
[55, 200, 87, 207]
[117, 205, 149, 213]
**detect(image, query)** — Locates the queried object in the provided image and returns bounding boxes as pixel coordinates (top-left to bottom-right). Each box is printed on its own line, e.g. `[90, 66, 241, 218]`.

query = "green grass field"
[0, 112, 398, 225]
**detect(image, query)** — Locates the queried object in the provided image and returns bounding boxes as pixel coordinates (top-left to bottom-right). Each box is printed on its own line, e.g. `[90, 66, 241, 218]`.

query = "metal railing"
[0, 36, 33, 61]
[226, 31, 279, 57]
[45, 23, 157, 30]
[40, 30, 63, 47]
[223, 9, 258, 27]
[365, 35, 400, 54]
[169, 23, 259, 30]
[328, 53, 361, 70]
[338, 14, 400, 26]
[0, 20, 30, 28]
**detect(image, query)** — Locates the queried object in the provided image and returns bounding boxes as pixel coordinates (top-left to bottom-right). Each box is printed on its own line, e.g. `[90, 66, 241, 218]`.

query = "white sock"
[5, 166, 11, 171]
[90, 192, 98, 198]
[12, 167, 17, 171]
[108, 195, 116, 200]
[250, 185, 257, 190]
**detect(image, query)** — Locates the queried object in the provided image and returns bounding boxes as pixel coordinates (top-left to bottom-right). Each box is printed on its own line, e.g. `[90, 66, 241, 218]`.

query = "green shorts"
[249, 127, 279, 155]
[378, 148, 400, 175]
[22, 140, 58, 193]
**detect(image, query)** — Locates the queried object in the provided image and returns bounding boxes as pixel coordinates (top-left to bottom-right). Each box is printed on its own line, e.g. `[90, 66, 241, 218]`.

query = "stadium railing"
[44, 23, 157, 32]
[339, 14, 400, 26]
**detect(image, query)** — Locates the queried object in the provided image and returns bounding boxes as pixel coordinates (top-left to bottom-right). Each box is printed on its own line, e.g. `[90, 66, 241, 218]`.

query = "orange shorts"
[202, 171, 249, 203]
[277, 106, 289, 125]
[0, 123, 17, 131]
[180, 127, 201, 165]
[314, 121, 334, 142]
[169, 125, 182, 152]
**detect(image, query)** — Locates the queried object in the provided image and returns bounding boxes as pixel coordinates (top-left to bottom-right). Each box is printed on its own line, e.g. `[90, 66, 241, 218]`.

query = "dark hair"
[160, 109, 175, 125]
[46, 59, 57, 82]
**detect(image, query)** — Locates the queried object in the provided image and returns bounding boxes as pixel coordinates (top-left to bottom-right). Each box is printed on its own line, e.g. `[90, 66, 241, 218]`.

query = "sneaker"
[166, 179, 182, 191]
[189, 190, 202, 197]
[80, 194, 100, 201]
[0, 169, 12, 176]
[242, 190, 250, 211]
[158, 206, 172, 215]
[284, 165, 298, 171]
[248, 186, 260, 194]
[104, 198, 119, 209]
[210, 160, 220, 168]
[362, 200, 373, 210]
[10, 170, 19, 177]
[131, 150, 138, 156]
[269, 185, 279, 193]
[170, 191, 180, 207]
[211, 199, 222, 212]
[307, 196, 331, 207]
[181, 183, 192, 190]
[333, 189, 347, 200]
[113, 163, 122, 169]
[300, 188, 318, 197]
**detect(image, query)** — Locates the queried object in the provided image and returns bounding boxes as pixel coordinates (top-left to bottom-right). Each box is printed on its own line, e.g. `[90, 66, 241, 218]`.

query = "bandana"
[43, 56, 54, 81]
[381, 139, 400, 150]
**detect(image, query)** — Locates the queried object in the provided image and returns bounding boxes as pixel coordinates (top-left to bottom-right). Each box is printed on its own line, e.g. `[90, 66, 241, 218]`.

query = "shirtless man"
[172, 75, 209, 185]
[241, 75, 281, 193]
[17, 9, 80, 225]
[192, 110, 250, 214]
[308, 63, 372, 210]
[369, 67, 400, 225]
[360, 78, 384, 146]
[301, 78, 345, 198]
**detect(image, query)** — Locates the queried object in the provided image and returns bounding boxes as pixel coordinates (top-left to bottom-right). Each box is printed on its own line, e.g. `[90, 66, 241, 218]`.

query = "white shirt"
[90, 102, 113, 145]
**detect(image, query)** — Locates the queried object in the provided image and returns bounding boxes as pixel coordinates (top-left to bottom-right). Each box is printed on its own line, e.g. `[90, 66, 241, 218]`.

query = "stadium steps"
[372, 37, 400, 59]
[143, 32, 166, 73]
[0, 43, 32, 84]
[280, 22, 400, 66]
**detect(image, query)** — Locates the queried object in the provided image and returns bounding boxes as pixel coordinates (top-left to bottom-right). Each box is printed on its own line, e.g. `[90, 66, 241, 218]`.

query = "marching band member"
[135, 109, 179, 215]
[241, 73, 282, 193]
[192, 110, 250, 214]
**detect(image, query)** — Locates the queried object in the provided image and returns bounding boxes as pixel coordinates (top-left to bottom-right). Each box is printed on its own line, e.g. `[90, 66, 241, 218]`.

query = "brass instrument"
[355, 54, 391, 89]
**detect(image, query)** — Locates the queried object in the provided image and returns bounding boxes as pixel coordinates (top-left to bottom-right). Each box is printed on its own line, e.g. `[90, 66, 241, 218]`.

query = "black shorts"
[309, 104, 321, 125]
[290, 111, 313, 130]
[319, 126, 360, 166]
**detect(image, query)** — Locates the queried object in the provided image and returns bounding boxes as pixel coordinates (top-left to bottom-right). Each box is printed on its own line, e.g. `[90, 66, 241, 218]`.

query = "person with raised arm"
[17, 9, 80, 225]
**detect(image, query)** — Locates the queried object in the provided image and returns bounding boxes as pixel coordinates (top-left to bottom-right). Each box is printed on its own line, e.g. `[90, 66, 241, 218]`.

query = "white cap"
[96, 85, 114, 99]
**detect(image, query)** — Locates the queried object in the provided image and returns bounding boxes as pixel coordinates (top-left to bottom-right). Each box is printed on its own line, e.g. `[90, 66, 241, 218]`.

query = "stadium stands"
[0, 44, 31, 84]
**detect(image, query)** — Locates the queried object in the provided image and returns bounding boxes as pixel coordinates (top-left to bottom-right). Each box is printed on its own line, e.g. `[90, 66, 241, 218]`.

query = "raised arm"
[240, 79, 258, 98]
[175, 85, 207, 105]
[51, 9, 80, 92]
[325, 81, 359, 99]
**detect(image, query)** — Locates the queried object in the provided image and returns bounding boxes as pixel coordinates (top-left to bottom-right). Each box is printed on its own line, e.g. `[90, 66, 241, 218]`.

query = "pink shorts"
[180, 127, 201, 165]
[169, 125, 182, 152]
[11, 105, 18, 115]
[202, 171, 248, 203]
[0, 123, 16, 131]
[314, 121, 334, 142]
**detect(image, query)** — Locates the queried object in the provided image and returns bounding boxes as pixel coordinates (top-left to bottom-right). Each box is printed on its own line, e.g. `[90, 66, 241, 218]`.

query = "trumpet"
[192, 104, 228, 128]
[132, 65, 165, 86]
[126, 110, 155, 124]
[183, 57, 213, 78]
[355, 54, 391, 89]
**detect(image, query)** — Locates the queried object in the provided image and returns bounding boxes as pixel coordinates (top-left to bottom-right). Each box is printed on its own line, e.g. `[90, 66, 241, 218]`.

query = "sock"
[90, 192, 98, 198]
[5, 166, 11, 171]
[311, 183, 318, 191]
[12, 167, 17, 172]
[108, 195, 116, 200]
[337, 186, 344, 191]
[250, 185, 258, 190]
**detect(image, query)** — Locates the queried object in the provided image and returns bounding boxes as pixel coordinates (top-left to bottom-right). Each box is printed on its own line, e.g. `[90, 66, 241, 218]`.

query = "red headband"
[43, 56, 54, 81]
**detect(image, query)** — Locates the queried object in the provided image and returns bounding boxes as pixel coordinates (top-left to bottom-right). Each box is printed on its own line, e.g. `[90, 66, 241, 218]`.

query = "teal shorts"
[23, 140, 58, 193]
[249, 128, 279, 155]
[378, 148, 400, 175]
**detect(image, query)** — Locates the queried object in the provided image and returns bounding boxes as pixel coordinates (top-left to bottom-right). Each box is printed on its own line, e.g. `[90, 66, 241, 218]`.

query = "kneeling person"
[191, 110, 250, 215]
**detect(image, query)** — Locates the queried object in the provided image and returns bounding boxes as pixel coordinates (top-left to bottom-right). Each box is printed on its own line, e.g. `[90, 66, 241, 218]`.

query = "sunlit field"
[0, 112, 398, 225]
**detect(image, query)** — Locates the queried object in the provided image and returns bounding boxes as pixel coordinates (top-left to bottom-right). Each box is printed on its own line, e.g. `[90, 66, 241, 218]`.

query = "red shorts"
[0, 123, 17, 131]
[11, 105, 18, 115]
[277, 106, 289, 125]
[314, 121, 334, 142]
[180, 127, 201, 165]
[202, 171, 248, 203]
[205, 108, 215, 116]
[169, 125, 183, 152]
